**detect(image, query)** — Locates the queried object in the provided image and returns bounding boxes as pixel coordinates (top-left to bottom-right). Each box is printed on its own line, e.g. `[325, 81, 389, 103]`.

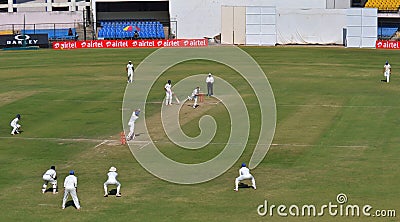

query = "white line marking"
[0, 136, 113, 143]
[271, 143, 367, 148]
[94, 140, 109, 148]
[52, 99, 122, 103]
[136, 141, 152, 150]
[0, 136, 368, 149]
[130, 140, 368, 149]
[277, 104, 399, 108]
[38, 204, 57, 206]
[24, 97, 399, 108]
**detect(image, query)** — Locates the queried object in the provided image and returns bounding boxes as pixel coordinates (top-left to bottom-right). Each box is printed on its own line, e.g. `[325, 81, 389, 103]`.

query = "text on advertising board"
[52, 39, 208, 49]
[376, 40, 400, 49]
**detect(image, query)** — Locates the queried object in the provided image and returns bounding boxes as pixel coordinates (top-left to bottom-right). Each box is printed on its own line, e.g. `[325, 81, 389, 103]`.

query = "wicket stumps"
[199, 93, 205, 102]
[120, 132, 126, 145]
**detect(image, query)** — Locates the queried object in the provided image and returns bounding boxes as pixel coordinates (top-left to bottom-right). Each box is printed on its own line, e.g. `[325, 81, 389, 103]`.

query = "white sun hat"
[109, 166, 117, 172]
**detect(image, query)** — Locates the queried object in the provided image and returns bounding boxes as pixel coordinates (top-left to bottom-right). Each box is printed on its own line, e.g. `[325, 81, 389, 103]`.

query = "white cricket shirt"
[239, 167, 251, 176]
[43, 169, 56, 178]
[165, 83, 172, 93]
[206, 76, 214, 83]
[10, 117, 19, 126]
[106, 171, 118, 182]
[384, 64, 391, 72]
[64, 175, 78, 189]
[127, 63, 134, 71]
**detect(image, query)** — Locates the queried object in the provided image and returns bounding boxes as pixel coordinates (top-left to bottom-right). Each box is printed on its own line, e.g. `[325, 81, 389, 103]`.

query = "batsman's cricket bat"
[175, 95, 180, 104]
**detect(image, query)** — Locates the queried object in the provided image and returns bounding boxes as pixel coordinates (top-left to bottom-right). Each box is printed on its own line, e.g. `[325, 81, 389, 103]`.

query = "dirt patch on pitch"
[145, 97, 222, 142]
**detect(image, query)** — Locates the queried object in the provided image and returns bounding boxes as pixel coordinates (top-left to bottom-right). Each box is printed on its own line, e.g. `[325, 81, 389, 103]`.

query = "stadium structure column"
[71, 0, 76, 12]
[7, 0, 12, 13]
[91, 0, 97, 35]
[46, 0, 52, 12]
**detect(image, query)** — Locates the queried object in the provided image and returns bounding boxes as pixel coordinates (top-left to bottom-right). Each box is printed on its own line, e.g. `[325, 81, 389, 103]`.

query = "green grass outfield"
[0, 46, 399, 222]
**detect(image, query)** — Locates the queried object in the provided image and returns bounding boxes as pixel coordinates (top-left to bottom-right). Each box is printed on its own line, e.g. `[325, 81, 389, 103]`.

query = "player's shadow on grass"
[64, 200, 78, 209]
[238, 183, 253, 189]
[107, 188, 119, 196]
[43, 188, 56, 193]
[381, 79, 388, 82]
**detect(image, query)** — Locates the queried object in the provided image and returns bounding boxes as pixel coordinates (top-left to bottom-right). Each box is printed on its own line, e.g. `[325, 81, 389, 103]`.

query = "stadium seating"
[365, 0, 400, 12]
[98, 20, 165, 40]
[22, 28, 77, 40]
[378, 26, 399, 38]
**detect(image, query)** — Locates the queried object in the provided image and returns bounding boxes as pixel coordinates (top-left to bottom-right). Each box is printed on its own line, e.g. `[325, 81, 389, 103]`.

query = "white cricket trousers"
[11, 123, 20, 135]
[193, 96, 198, 107]
[165, 92, 172, 105]
[235, 174, 256, 190]
[385, 71, 390, 83]
[104, 180, 121, 195]
[62, 188, 80, 209]
[127, 122, 135, 140]
[128, 70, 133, 82]
[42, 175, 57, 192]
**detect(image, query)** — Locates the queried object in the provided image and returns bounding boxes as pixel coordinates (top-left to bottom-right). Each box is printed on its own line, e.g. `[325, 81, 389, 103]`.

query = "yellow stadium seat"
[0, 30, 13, 35]
[366, 0, 400, 11]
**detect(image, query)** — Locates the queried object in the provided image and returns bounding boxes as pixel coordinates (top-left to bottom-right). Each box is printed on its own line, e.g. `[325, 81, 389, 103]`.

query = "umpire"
[206, 73, 214, 96]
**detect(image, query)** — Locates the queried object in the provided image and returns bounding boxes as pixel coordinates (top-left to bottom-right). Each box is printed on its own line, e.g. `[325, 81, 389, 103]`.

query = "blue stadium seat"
[378, 26, 399, 38]
[22, 28, 76, 40]
[98, 19, 165, 39]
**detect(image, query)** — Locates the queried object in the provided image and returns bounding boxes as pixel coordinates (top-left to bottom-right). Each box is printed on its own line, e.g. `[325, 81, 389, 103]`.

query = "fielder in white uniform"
[104, 166, 121, 197]
[187, 87, 200, 108]
[42, 166, 58, 194]
[127, 109, 140, 141]
[126, 61, 134, 83]
[164, 80, 173, 105]
[10, 114, 21, 135]
[234, 163, 256, 192]
[384, 61, 391, 83]
[62, 170, 81, 210]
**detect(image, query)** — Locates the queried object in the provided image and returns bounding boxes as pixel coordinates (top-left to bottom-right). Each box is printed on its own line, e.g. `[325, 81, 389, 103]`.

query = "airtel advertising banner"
[376, 40, 400, 49]
[53, 39, 208, 49]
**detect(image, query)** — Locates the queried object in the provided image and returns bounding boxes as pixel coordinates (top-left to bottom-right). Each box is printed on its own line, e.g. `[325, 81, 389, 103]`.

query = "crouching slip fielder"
[384, 61, 391, 83]
[10, 114, 21, 135]
[104, 166, 121, 197]
[127, 109, 140, 141]
[234, 163, 256, 191]
[187, 86, 200, 108]
[42, 166, 57, 194]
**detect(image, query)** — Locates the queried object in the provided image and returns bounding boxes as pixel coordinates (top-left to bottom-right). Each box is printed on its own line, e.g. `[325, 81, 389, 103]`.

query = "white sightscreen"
[245, 6, 276, 46]
[346, 8, 377, 48]
[276, 9, 346, 45]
